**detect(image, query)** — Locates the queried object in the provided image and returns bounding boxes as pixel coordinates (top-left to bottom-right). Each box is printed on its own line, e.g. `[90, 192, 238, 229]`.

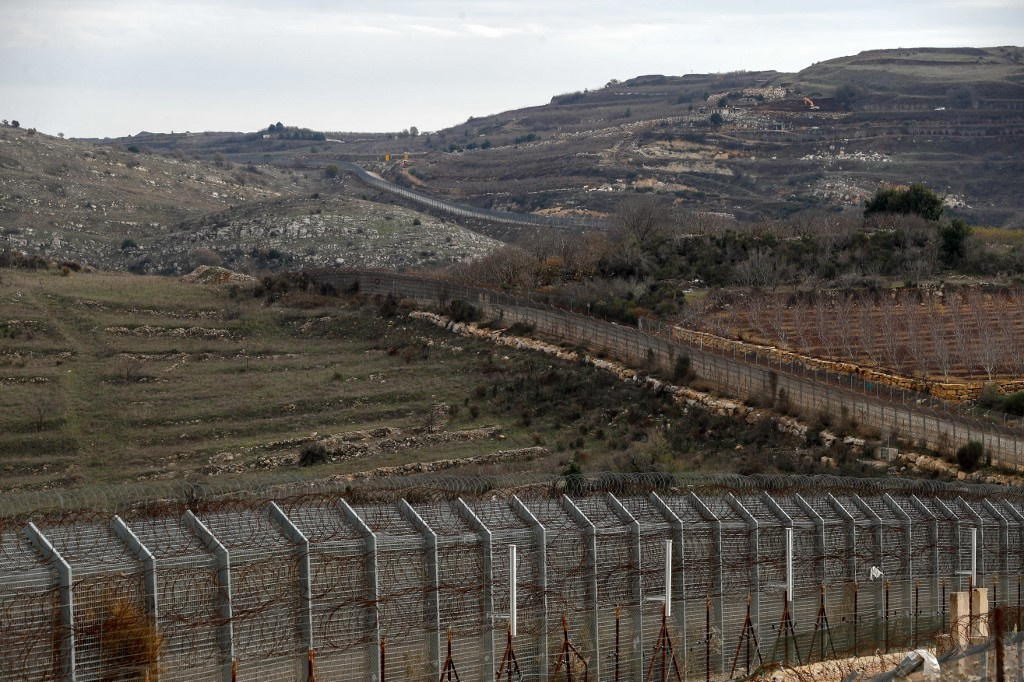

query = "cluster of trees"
[263, 122, 326, 141]
[452, 186, 1019, 328]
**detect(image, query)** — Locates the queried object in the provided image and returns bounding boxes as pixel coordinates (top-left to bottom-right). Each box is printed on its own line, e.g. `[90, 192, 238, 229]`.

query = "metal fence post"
[267, 502, 314, 679]
[562, 494, 601, 682]
[183, 511, 234, 682]
[338, 499, 383, 682]
[510, 495, 549, 681]
[25, 522, 76, 682]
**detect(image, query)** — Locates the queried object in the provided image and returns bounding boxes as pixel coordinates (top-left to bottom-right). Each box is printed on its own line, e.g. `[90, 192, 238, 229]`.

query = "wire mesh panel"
[199, 506, 304, 681]
[469, 497, 543, 682]
[127, 512, 222, 682]
[572, 494, 641, 681]
[621, 495, 679, 679]
[41, 518, 148, 681]
[700, 495, 755, 678]
[0, 527, 61, 681]
[803, 493, 861, 657]
[892, 494, 944, 643]
[731, 494, 788, 673]
[955, 498, 1005, 605]
[859, 495, 914, 651]
[766, 494, 823, 651]
[283, 497, 374, 681]
[999, 500, 1024, 628]
[661, 493, 721, 680]
[412, 501, 489, 682]
[355, 503, 432, 682]
[523, 496, 595, 680]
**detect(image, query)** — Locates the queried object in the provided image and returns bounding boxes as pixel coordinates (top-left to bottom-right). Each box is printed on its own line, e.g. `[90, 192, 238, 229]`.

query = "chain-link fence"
[311, 269, 1024, 470]
[3, 474, 1024, 681]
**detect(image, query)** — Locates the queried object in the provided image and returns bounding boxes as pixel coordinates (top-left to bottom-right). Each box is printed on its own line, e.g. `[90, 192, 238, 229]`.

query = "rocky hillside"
[0, 126, 499, 272]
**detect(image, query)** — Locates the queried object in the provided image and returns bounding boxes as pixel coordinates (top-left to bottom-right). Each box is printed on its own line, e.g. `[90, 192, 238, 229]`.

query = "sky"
[2, 0, 1023, 139]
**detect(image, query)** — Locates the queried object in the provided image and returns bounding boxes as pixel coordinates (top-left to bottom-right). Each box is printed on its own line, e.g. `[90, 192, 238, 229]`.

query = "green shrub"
[445, 299, 478, 323]
[673, 355, 692, 384]
[956, 440, 985, 472]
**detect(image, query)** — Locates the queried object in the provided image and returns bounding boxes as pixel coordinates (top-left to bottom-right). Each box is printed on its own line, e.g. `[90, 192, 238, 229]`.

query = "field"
[690, 287, 1024, 383]
[0, 267, 826, 492]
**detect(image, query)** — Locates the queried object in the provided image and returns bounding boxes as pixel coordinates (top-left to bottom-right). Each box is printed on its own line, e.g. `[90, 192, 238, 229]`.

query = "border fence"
[339, 163, 608, 231]
[2, 474, 1022, 681]
[311, 269, 1024, 471]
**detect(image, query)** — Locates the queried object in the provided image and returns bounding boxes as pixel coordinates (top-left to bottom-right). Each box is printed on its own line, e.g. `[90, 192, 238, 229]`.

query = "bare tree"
[733, 248, 780, 289]
[967, 288, 1003, 380]
[927, 296, 954, 381]
[950, 292, 976, 377]
[29, 390, 60, 432]
[813, 294, 836, 359]
[856, 293, 882, 366]
[607, 195, 673, 277]
[999, 289, 1024, 374]
[833, 292, 857, 361]
[901, 290, 928, 378]
[790, 298, 812, 354]
[878, 292, 904, 372]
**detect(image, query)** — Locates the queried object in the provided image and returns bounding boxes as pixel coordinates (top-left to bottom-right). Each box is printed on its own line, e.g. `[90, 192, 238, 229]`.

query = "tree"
[864, 183, 944, 221]
[938, 218, 972, 266]
[709, 112, 724, 126]
[409, 126, 419, 136]
[605, 195, 673, 277]
[11, 120, 19, 128]
[323, 164, 339, 179]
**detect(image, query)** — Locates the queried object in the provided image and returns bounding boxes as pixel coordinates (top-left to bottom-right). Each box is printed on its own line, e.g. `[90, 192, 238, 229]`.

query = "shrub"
[299, 442, 328, 467]
[672, 355, 692, 384]
[445, 299, 478, 323]
[956, 440, 985, 472]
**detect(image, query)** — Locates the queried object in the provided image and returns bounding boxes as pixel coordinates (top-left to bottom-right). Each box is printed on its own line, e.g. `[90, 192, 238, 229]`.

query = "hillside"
[0, 127, 500, 272]
[0, 267, 822, 491]
[95, 46, 1024, 229]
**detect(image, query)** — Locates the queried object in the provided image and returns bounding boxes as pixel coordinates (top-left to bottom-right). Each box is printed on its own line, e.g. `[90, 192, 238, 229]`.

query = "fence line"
[315, 269, 1024, 471]
[3, 477, 1023, 681]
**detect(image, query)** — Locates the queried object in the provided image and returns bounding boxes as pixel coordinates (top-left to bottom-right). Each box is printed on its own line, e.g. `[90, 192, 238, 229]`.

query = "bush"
[299, 442, 328, 467]
[956, 440, 985, 472]
[673, 355, 692, 384]
[445, 299, 478, 323]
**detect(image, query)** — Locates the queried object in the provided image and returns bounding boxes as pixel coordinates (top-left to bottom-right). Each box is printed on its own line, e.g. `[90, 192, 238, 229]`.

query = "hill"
[0, 127, 500, 272]
[91, 46, 1024, 229]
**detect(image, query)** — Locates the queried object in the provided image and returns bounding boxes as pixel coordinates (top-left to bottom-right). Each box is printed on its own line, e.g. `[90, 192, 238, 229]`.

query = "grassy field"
[1, 267, 832, 493]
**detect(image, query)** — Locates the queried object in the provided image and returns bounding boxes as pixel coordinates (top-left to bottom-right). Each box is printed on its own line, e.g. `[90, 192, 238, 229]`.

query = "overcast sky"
[3, 0, 1022, 138]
